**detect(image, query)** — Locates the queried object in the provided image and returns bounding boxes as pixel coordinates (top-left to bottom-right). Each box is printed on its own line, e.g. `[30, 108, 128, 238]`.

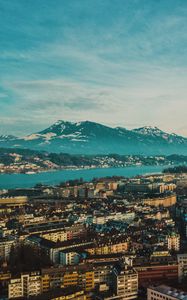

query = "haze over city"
[0, 0, 187, 136]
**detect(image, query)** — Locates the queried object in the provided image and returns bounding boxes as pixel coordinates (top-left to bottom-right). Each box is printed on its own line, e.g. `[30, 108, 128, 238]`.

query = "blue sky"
[0, 0, 187, 136]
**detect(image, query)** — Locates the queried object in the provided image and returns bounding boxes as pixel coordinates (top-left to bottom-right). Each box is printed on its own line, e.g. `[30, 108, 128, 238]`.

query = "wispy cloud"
[0, 0, 187, 136]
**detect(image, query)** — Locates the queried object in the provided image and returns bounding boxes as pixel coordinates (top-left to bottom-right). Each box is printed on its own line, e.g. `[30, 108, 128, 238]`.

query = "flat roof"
[149, 285, 187, 300]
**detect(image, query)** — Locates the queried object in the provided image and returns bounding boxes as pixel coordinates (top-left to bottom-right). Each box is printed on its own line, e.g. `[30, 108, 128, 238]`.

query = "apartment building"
[41, 224, 87, 242]
[177, 253, 187, 282]
[135, 263, 178, 286]
[8, 272, 41, 299]
[41, 264, 95, 293]
[59, 250, 80, 265]
[147, 285, 187, 300]
[143, 193, 176, 208]
[167, 233, 180, 251]
[0, 238, 15, 261]
[31, 287, 86, 300]
[86, 240, 129, 256]
[112, 264, 138, 300]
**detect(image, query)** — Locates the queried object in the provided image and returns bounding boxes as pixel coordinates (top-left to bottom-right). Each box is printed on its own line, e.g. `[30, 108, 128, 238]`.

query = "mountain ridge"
[0, 120, 186, 155]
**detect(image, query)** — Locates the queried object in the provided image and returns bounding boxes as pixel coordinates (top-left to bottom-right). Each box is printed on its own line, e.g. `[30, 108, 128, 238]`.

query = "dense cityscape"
[0, 168, 187, 299]
[1, 0, 187, 299]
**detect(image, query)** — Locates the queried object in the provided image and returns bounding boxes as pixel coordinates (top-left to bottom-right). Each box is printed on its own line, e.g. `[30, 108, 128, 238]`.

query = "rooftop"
[149, 285, 187, 300]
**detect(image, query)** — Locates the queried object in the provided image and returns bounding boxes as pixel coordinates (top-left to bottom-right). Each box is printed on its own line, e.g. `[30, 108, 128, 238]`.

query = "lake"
[0, 165, 168, 189]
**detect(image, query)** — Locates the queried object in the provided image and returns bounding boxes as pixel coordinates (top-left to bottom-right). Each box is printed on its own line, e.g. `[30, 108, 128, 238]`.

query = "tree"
[9, 243, 51, 275]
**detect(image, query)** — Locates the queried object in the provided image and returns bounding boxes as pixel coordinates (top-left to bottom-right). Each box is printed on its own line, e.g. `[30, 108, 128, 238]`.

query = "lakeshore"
[0, 165, 169, 189]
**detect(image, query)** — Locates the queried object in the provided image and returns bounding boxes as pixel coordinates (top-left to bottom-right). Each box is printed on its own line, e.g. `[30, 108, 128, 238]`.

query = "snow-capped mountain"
[0, 135, 17, 142]
[133, 126, 187, 144]
[0, 121, 186, 155]
[133, 126, 166, 136]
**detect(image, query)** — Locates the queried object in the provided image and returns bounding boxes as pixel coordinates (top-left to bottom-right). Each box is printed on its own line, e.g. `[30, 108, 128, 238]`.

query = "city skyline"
[0, 0, 187, 136]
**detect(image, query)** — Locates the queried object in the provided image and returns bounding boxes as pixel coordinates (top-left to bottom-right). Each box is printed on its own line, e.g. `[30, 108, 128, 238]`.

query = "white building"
[177, 253, 187, 282]
[147, 285, 187, 300]
[8, 272, 41, 299]
[112, 264, 138, 300]
[59, 250, 80, 265]
[93, 212, 135, 225]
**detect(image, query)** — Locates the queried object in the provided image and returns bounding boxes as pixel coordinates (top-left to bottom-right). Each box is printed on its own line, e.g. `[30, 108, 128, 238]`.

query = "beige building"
[86, 241, 128, 256]
[112, 265, 138, 300]
[41, 230, 68, 242]
[0, 196, 28, 207]
[0, 239, 15, 261]
[167, 233, 180, 251]
[143, 194, 176, 207]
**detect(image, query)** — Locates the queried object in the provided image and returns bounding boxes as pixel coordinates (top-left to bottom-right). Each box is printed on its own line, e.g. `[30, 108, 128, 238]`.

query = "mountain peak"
[134, 125, 162, 131]
[0, 135, 17, 141]
[50, 120, 96, 127]
[1, 120, 186, 155]
[133, 126, 165, 136]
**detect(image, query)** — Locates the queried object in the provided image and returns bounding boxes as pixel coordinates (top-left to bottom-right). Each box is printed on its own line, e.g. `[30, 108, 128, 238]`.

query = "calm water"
[0, 165, 168, 190]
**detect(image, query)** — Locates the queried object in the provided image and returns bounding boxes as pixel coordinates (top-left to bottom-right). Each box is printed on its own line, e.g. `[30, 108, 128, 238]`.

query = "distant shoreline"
[0, 162, 175, 175]
[0, 165, 175, 190]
